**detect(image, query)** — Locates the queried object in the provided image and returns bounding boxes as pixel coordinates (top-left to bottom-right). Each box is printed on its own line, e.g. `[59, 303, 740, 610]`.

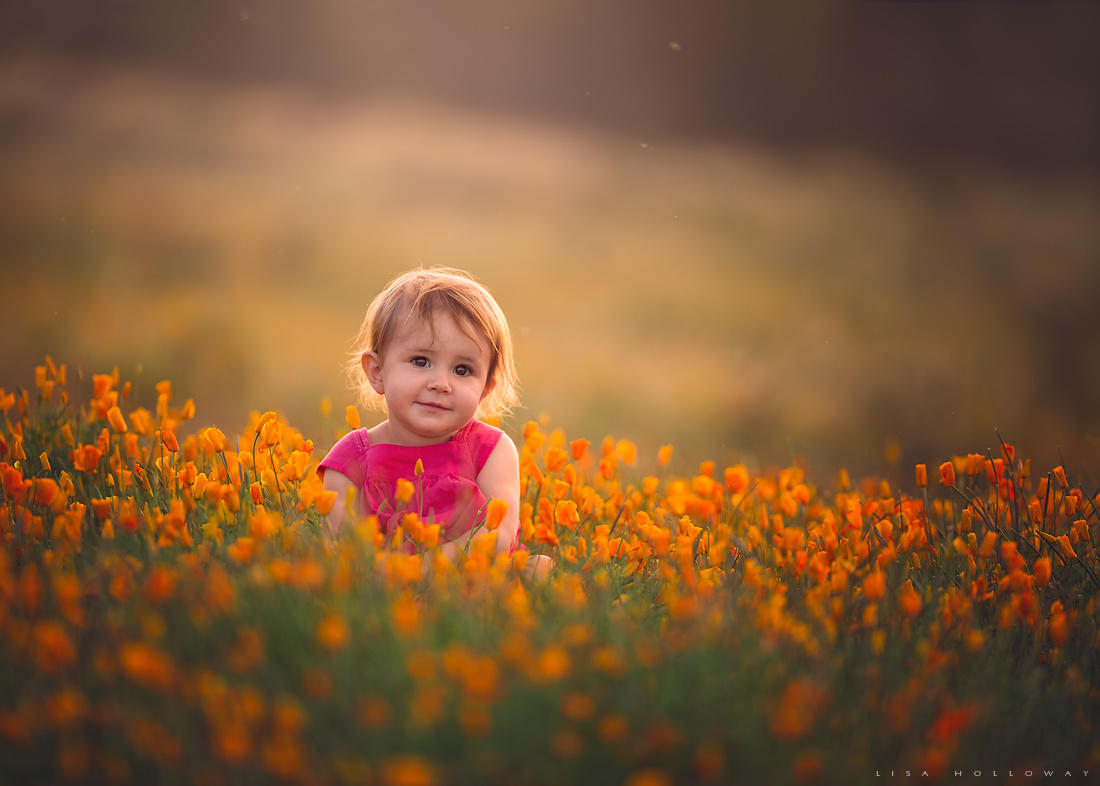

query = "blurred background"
[2, 0, 1098, 480]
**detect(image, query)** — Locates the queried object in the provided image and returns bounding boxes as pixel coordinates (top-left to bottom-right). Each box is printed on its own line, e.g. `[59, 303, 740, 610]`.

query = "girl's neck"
[366, 419, 469, 447]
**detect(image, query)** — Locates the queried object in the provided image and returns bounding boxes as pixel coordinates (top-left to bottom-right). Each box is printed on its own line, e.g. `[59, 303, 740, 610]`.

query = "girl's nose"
[427, 371, 451, 392]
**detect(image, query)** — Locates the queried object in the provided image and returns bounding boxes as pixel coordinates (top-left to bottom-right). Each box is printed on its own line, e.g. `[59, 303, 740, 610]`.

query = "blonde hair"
[347, 267, 519, 419]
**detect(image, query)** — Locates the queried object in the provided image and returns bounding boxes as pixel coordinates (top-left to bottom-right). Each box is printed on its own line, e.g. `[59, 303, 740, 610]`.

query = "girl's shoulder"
[453, 418, 503, 444]
[323, 428, 370, 456]
[457, 419, 505, 473]
[317, 428, 371, 486]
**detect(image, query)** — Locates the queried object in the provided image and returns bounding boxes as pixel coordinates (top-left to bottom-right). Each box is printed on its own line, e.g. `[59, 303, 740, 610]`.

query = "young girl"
[319, 268, 548, 575]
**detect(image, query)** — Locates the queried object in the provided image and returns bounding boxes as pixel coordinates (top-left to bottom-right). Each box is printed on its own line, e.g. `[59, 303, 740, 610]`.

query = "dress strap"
[464, 420, 503, 474]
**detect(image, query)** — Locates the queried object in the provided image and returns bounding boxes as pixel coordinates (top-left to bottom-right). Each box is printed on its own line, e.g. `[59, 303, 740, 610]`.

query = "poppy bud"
[202, 427, 228, 453]
[159, 430, 179, 453]
[107, 406, 128, 434]
[1033, 557, 1051, 587]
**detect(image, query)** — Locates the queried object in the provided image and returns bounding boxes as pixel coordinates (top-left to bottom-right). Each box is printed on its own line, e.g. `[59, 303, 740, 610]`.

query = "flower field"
[1, 359, 1098, 785]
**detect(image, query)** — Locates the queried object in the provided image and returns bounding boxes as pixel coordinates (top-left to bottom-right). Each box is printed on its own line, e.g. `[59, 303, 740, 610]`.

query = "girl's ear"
[362, 351, 385, 395]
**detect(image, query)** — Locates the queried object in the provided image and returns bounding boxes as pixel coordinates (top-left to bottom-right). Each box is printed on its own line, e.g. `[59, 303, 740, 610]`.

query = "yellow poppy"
[202, 427, 228, 453]
[485, 498, 508, 530]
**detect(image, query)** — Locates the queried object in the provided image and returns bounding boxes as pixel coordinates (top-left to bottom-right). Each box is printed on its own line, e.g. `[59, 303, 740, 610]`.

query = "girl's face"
[363, 308, 495, 446]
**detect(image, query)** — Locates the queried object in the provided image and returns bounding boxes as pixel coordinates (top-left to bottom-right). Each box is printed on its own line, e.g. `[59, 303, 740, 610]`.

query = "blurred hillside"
[2, 0, 1098, 173]
[1, 2, 1099, 479]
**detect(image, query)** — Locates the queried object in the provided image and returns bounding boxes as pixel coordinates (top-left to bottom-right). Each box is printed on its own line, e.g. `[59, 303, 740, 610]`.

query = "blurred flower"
[545, 447, 567, 471]
[226, 537, 256, 565]
[92, 374, 113, 399]
[898, 579, 922, 618]
[33, 477, 61, 509]
[396, 478, 415, 505]
[393, 592, 421, 635]
[862, 569, 886, 602]
[625, 769, 672, 786]
[528, 645, 570, 683]
[32, 621, 76, 674]
[597, 713, 629, 743]
[615, 439, 637, 465]
[130, 408, 154, 435]
[793, 751, 823, 783]
[658, 444, 674, 467]
[317, 614, 349, 652]
[559, 691, 596, 722]
[380, 756, 436, 786]
[770, 680, 828, 740]
[693, 741, 726, 782]
[302, 668, 333, 701]
[119, 642, 175, 692]
[725, 465, 750, 494]
[550, 728, 584, 759]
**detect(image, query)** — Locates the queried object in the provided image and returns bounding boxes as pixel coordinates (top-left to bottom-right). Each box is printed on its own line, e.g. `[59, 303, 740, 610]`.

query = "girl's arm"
[320, 469, 356, 540]
[475, 433, 521, 555]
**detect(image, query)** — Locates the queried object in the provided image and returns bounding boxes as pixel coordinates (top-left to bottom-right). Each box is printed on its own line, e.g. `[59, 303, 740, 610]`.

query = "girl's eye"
[454, 365, 472, 377]
[411, 357, 429, 368]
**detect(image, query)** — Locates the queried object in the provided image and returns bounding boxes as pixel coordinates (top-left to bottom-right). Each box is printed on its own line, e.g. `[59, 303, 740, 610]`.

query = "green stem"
[462, 498, 493, 557]
[235, 436, 245, 490]
[266, 443, 285, 510]
[251, 431, 262, 508]
[949, 485, 1042, 561]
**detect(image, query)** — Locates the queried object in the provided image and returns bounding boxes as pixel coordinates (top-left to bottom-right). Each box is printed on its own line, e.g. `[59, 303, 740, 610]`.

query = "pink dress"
[318, 419, 511, 548]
